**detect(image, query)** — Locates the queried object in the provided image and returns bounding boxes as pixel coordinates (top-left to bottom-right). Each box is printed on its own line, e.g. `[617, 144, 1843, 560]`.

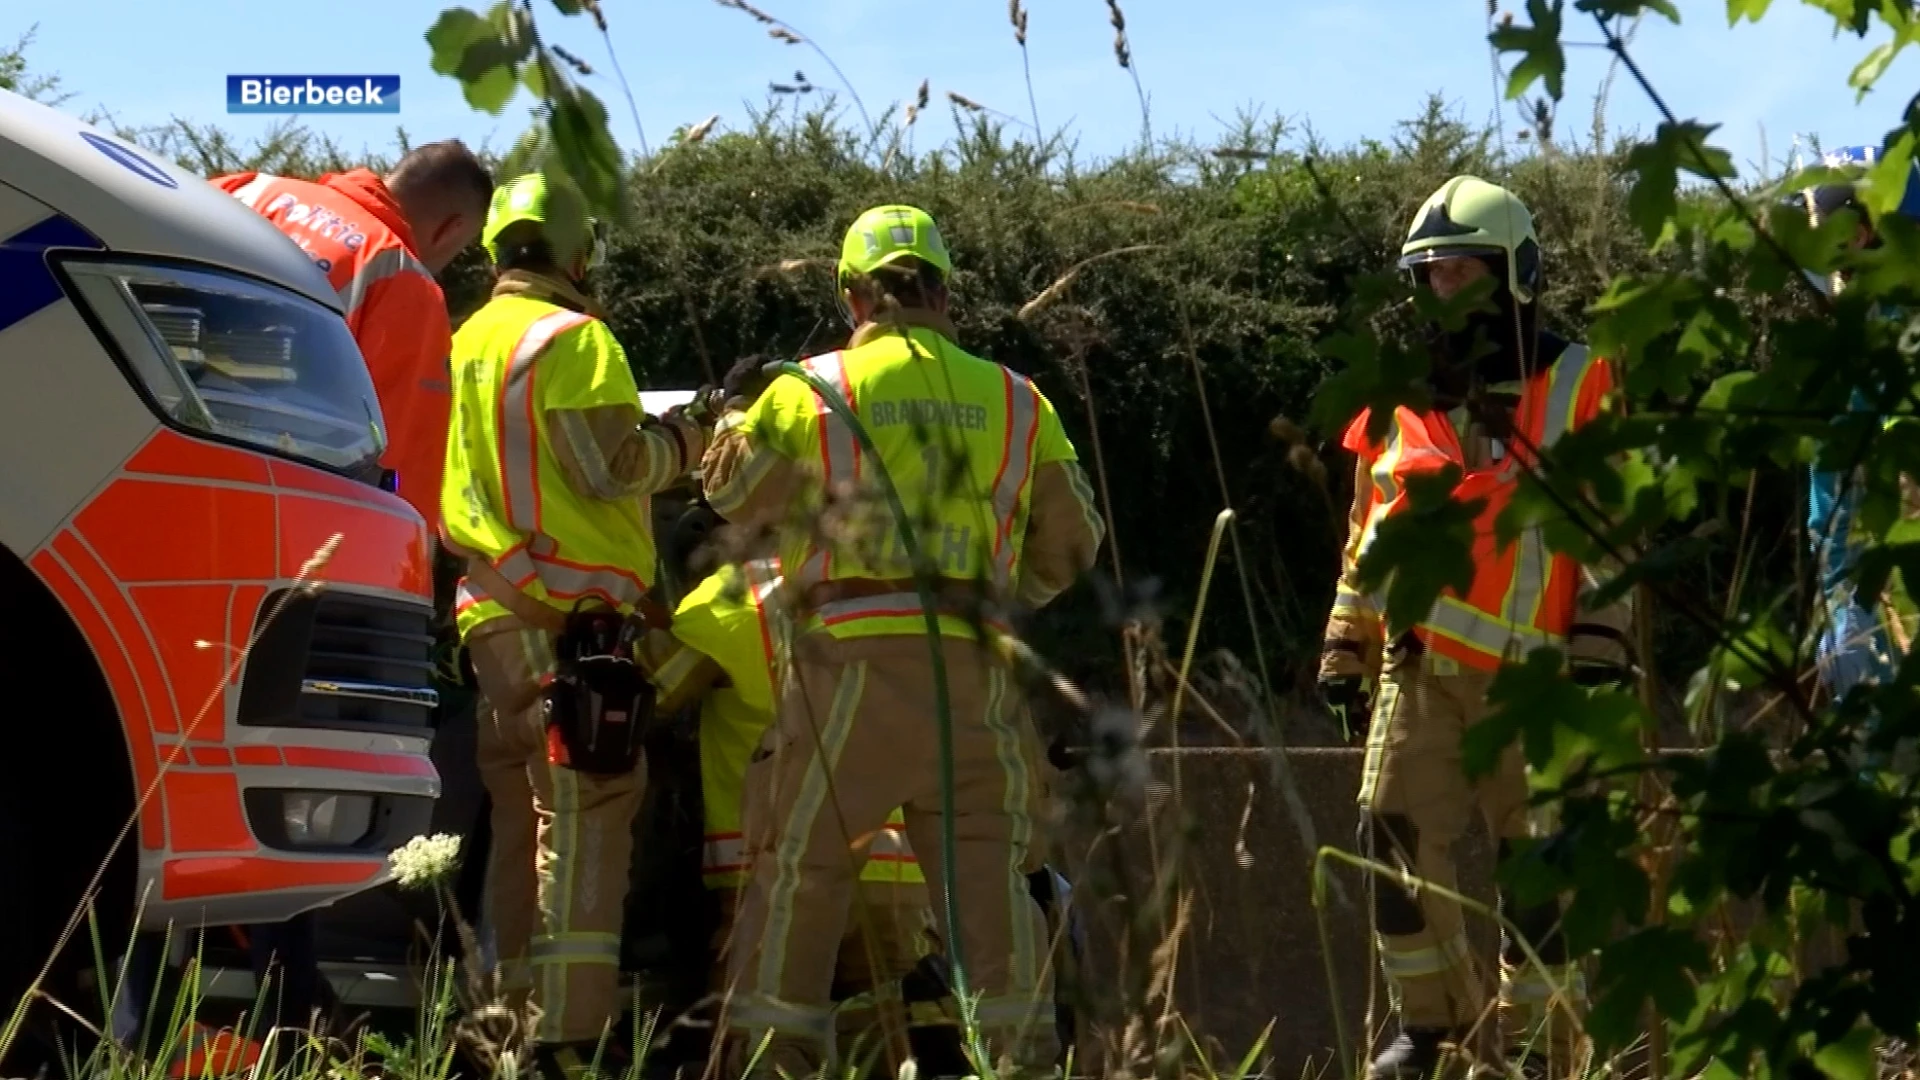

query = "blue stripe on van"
[0, 214, 105, 336]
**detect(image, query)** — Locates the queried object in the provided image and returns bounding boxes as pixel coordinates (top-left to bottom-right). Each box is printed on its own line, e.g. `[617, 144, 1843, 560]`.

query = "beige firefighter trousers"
[1357, 645, 1588, 1071]
[712, 881, 934, 1066]
[470, 619, 646, 1047]
[721, 631, 1058, 1076]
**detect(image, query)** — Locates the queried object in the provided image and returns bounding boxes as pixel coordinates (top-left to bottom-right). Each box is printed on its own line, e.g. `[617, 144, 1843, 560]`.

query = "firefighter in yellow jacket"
[1321, 176, 1634, 1080]
[441, 171, 707, 1077]
[699, 204, 1104, 1076]
[645, 543, 957, 1065]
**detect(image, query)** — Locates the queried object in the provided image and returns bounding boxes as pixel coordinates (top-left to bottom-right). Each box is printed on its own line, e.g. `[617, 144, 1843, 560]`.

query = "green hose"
[763, 360, 978, 1043]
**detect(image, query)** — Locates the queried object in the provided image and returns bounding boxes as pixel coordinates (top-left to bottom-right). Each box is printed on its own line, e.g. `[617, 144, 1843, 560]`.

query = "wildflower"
[389, 832, 462, 891]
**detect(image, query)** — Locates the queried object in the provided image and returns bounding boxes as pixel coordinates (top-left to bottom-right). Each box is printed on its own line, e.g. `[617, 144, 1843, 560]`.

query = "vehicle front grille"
[237, 589, 438, 734]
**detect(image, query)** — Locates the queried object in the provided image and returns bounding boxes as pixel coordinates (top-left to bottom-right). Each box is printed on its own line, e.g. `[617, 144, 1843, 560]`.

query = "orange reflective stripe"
[988, 369, 1042, 588]
[499, 310, 591, 534]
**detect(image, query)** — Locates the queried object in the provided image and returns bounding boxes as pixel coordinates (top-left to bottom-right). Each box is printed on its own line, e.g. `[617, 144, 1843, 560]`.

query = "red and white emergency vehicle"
[0, 87, 439, 1042]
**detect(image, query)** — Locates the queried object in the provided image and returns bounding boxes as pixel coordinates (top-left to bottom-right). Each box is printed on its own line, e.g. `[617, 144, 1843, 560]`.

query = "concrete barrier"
[1052, 747, 1501, 1075]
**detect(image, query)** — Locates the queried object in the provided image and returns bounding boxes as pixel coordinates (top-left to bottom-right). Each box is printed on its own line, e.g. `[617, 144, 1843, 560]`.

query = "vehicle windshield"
[59, 257, 387, 479]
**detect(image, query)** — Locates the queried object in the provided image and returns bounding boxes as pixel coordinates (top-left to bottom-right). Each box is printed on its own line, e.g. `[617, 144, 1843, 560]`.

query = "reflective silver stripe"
[500, 310, 592, 533]
[807, 352, 857, 584]
[1425, 595, 1556, 658]
[703, 835, 746, 873]
[1538, 344, 1592, 446]
[229, 173, 280, 208]
[725, 995, 832, 1039]
[868, 825, 913, 860]
[1379, 932, 1471, 980]
[990, 370, 1042, 587]
[338, 244, 433, 318]
[707, 439, 780, 519]
[1501, 964, 1587, 1004]
[555, 409, 629, 500]
[1333, 586, 1378, 615]
[813, 592, 1009, 638]
[975, 993, 1049, 1026]
[529, 931, 622, 964]
[534, 558, 645, 607]
[808, 351, 859, 492]
[1499, 344, 1596, 631]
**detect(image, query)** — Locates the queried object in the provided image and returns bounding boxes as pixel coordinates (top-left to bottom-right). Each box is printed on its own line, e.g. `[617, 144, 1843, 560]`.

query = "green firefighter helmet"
[837, 204, 953, 286]
[1399, 175, 1541, 304]
[481, 171, 606, 271]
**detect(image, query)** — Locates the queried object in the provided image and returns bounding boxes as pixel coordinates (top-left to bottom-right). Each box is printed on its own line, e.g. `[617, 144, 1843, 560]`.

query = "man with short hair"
[213, 139, 495, 524]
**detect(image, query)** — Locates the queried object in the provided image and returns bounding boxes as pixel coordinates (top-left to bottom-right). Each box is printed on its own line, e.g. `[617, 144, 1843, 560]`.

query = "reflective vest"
[671, 558, 922, 889]
[738, 325, 1075, 640]
[211, 170, 451, 525]
[1343, 343, 1613, 672]
[443, 295, 657, 638]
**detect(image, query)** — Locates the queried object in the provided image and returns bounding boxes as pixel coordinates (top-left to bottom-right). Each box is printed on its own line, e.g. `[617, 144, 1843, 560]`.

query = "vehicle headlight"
[57, 257, 388, 480]
[281, 792, 375, 848]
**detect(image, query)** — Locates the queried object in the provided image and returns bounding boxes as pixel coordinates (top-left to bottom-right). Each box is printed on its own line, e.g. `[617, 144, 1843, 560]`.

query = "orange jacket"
[211, 169, 451, 526]
[1333, 343, 1615, 672]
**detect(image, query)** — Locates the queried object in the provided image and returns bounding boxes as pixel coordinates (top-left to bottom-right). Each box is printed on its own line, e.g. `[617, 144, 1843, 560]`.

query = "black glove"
[1319, 674, 1373, 743]
[724, 353, 774, 406]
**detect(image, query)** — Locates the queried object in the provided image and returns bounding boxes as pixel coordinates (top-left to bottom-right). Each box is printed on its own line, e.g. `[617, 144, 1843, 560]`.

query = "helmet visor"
[1397, 243, 1508, 272]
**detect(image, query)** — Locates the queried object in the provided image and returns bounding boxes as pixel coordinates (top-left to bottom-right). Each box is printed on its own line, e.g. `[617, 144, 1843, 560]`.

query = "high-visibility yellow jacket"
[441, 278, 703, 639]
[699, 310, 1104, 639]
[656, 558, 924, 889]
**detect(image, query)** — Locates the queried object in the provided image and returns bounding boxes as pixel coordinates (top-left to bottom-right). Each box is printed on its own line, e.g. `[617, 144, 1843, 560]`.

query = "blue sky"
[11, 1, 1919, 176]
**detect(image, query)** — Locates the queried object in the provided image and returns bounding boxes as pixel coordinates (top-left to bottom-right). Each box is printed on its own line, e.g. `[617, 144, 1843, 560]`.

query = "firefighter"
[646, 514, 953, 1069]
[213, 140, 494, 525]
[699, 204, 1105, 1076]
[442, 171, 707, 1078]
[1320, 176, 1632, 1080]
[1801, 145, 1920, 701]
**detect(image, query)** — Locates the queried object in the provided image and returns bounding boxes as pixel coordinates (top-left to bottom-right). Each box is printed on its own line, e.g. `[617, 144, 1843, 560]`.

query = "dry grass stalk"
[684, 114, 719, 143]
[716, 0, 777, 25]
[904, 79, 930, 126]
[1009, 0, 1029, 45]
[948, 91, 984, 113]
[1017, 244, 1162, 320]
[1105, 0, 1131, 68]
[769, 26, 801, 43]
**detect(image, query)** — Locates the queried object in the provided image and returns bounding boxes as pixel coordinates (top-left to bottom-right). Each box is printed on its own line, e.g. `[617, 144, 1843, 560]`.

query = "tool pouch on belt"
[543, 602, 657, 775]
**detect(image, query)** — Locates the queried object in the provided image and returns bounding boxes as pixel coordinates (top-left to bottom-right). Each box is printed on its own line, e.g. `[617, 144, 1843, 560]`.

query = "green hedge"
[123, 97, 1780, 743]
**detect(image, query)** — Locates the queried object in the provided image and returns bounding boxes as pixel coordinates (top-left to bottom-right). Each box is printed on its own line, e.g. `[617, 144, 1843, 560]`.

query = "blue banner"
[226, 75, 400, 114]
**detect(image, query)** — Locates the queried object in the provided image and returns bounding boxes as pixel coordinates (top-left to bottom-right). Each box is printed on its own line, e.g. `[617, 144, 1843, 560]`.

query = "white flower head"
[389, 832, 462, 891]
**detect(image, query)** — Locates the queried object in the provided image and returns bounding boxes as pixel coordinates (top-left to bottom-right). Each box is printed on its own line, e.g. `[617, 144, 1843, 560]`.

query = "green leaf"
[521, 55, 549, 99]
[1587, 927, 1709, 1053]
[1353, 467, 1479, 638]
[549, 83, 627, 221]
[1622, 121, 1735, 241]
[1848, 40, 1902, 98]
[1813, 1027, 1876, 1080]
[1489, 0, 1567, 101]
[461, 63, 519, 114]
[489, 0, 538, 63]
[427, 8, 491, 76]
[1575, 0, 1679, 20]
[1726, 0, 1774, 23]
[549, 0, 585, 12]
